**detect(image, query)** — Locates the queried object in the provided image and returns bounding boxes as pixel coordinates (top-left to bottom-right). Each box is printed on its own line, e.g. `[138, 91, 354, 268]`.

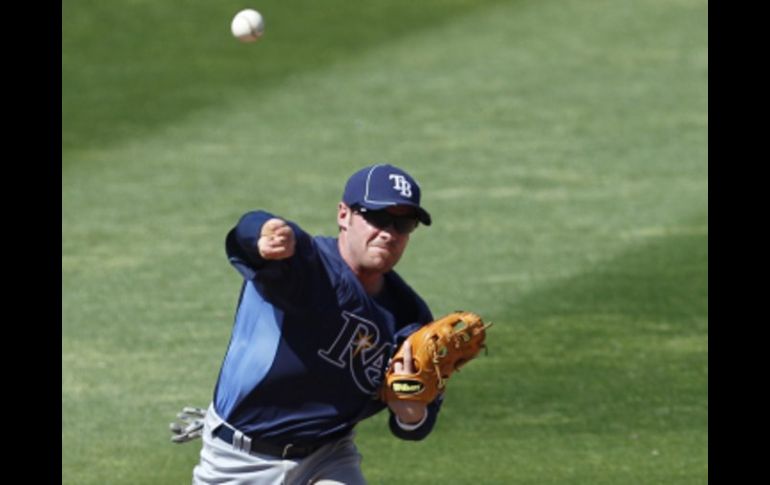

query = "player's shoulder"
[313, 235, 336, 249]
[310, 236, 347, 274]
[312, 236, 338, 261]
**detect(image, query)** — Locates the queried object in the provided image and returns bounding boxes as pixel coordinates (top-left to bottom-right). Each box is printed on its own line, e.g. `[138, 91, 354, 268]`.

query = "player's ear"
[337, 202, 352, 231]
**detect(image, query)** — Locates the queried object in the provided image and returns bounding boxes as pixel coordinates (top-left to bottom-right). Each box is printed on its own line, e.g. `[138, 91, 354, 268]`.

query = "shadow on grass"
[515, 222, 707, 326]
[456, 214, 707, 437]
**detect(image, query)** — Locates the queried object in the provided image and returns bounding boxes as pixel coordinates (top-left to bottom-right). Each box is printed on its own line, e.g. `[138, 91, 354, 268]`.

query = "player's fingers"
[402, 341, 414, 374]
[259, 219, 295, 260]
[260, 218, 287, 238]
[261, 246, 287, 259]
[272, 224, 293, 237]
[261, 244, 295, 260]
[284, 229, 296, 247]
[272, 227, 295, 250]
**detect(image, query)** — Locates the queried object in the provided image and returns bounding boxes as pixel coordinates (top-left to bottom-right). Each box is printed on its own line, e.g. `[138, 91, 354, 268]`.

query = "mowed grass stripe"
[62, 0, 511, 153]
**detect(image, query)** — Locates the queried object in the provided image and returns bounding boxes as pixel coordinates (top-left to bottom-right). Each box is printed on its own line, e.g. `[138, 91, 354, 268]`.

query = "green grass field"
[62, 0, 707, 483]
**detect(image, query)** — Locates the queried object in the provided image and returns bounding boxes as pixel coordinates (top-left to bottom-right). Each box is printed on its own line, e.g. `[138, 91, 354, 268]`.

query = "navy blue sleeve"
[387, 395, 443, 440]
[225, 210, 276, 280]
[225, 210, 320, 312]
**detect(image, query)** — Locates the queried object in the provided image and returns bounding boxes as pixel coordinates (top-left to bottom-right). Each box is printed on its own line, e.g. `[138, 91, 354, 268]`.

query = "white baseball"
[231, 9, 265, 43]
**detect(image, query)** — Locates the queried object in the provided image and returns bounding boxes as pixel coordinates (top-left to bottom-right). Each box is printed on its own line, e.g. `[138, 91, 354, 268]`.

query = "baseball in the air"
[231, 9, 265, 43]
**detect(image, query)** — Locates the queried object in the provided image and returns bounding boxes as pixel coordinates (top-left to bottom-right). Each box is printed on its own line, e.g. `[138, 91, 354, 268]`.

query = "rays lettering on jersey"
[318, 312, 392, 394]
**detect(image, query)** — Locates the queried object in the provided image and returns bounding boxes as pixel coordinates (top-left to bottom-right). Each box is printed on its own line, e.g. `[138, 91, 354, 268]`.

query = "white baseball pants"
[192, 404, 366, 485]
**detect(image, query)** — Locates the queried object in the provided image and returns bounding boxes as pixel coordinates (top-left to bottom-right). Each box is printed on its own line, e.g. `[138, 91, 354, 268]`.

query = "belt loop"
[233, 430, 244, 452]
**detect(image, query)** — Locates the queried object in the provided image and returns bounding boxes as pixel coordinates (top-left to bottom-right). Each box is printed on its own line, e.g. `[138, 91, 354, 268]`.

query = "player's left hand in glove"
[381, 311, 491, 406]
[385, 340, 429, 425]
[169, 406, 206, 443]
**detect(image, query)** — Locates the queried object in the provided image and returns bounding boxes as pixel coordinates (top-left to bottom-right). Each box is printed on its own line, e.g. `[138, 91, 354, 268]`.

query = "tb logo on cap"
[389, 174, 413, 198]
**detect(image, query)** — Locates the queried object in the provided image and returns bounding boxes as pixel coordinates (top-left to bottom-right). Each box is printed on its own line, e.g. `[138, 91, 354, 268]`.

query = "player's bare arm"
[258, 218, 296, 260]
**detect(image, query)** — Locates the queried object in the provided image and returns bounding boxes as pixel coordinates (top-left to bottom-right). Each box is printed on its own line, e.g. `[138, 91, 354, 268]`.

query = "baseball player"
[191, 164, 442, 484]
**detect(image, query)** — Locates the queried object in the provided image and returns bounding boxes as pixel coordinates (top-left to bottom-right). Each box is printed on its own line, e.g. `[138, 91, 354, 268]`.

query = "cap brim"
[415, 207, 432, 226]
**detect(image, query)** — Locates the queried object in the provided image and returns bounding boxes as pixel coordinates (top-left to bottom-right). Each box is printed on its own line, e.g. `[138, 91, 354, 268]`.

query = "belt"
[213, 425, 343, 459]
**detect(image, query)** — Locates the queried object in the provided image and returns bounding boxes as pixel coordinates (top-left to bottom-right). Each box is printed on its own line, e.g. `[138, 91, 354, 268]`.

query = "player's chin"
[366, 252, 399, 272]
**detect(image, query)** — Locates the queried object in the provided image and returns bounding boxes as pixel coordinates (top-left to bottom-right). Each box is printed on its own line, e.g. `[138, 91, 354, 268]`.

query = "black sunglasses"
[353, 207, 420, 235]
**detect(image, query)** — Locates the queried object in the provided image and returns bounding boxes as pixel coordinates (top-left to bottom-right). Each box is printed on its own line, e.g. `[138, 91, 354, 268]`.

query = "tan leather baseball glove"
[381, 311, 491, 404]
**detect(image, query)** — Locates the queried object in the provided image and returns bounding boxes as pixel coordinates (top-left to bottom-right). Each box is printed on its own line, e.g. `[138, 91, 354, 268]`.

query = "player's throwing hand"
[258, 218, 296, 260]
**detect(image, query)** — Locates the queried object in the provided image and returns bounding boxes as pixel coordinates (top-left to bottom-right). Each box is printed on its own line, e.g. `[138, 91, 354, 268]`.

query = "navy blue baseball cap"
[342, 164, 432, 226]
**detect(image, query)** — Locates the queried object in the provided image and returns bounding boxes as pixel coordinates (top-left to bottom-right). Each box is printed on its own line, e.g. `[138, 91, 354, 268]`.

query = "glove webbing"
[428, 339, 446, 390]
[429, 321, 493, 391]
